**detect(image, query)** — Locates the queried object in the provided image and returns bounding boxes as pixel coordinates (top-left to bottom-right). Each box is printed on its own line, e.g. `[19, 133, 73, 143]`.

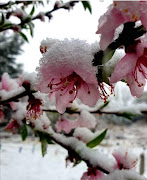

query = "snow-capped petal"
[55, 116, 78, 133]
[113, 147, 138, 170]
[36, 39, 99, 113]
[110, 53, 137, 83]
[81, 168, 104, 180]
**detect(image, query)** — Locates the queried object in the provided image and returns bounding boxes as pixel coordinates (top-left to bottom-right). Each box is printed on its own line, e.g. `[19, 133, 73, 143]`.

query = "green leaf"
[81, 1, 92, 14]
[120, 112, 135, 120]
[19, 32, 29, 43]
[28, 23, 34, 37]
[102, 48, 115, 64]
[2, 23, 12, 28]
[100, 101, 110, 110]
[73, 159, 82, 167]
[30, 6, 35, 16]
[41, 137, 48, 157]
[1, 13, 5, 25]
[97, 68, 110, 85]
[21, 125, 28, 141]
[46, 136, 54, 144]
[87, 129, 107, 148]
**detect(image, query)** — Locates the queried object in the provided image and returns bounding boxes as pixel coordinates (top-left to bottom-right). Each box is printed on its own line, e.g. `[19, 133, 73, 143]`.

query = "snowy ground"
[1, 121, 147, 180]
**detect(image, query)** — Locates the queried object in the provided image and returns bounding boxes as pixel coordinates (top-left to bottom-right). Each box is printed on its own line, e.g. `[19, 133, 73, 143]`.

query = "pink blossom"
[55, 116, 78, 133]
[26, 97, 43, 120]
[36, 39, 100, 113]
[5, 119, 20, 133]
[112, 148, 138, 170]
[81, 168, 104, 180]
[12, 8, 28, 20]
[0, 73, 20, 110]
[55, 110, 96, 133]
[110, 39, 147, 98]
[37, 13, 45, 22]
[96, 1, 147, 50]
[77, 110, 96, 129]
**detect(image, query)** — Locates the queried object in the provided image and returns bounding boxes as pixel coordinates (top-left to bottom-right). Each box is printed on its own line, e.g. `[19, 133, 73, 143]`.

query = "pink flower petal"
[99, 30, 115, 50]
[55, 85, 75, 114]
[81, 169, 104, 180]
[55, 116, 78, 133]
[110, 53, 137, 83]
[113, 148, 138, 170]
[77, 83, 100, 107]
[126, 73, 145, 98]
[9, 102, 17, 111]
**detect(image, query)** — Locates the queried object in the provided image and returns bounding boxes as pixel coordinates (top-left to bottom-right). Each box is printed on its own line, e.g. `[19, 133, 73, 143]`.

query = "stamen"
[48, 72, 85, 102]
[69, 90, 73, 94]
[98, 82, 114, 102]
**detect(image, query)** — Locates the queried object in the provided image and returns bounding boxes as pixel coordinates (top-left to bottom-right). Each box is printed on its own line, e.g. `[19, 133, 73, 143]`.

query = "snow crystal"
[21, 72, 36, 89]
[12, 101, 27, 125]
[73, 127, 101, 143]
[31, 112, 51, 131]
[103, 169, 146, 180]
[0, 87, 25, 101]
[79, 110, 96, 128]
[36, 38, 98, 88]
[40, 38, 59, 54]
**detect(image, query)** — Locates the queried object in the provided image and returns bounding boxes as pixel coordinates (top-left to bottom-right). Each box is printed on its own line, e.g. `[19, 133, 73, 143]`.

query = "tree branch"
[0, 1, 23, 9]
[0, 90, 32, 105]
[43, 108, 147, 117]
[35, 128, 110, 174]
[0, 1, 79, 32]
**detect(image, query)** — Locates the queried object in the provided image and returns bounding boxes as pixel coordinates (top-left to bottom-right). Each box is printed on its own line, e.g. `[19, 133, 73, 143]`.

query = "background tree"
[0, 32, 24, 78]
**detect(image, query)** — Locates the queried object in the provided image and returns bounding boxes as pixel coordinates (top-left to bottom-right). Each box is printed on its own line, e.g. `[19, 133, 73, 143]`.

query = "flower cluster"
[96, 1, 147, 50]
[110, 37, 147, 98]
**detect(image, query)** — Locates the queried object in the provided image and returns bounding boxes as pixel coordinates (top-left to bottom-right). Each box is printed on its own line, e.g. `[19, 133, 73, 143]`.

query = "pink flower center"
[133, 48, 147, 87]
[48, 72, 90, 103]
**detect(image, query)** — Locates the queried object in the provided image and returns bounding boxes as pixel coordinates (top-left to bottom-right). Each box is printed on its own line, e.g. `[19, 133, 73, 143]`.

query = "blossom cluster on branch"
[1, 1, 147, 180]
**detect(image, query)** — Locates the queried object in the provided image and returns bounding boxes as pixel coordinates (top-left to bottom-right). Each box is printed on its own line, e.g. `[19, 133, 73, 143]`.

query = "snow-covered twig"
[34, 126, 114, 174]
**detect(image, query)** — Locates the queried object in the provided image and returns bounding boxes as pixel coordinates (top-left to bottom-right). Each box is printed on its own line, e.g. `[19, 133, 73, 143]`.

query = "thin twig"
[0, 1, 79, 32]
[0, 90, 28, 105]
